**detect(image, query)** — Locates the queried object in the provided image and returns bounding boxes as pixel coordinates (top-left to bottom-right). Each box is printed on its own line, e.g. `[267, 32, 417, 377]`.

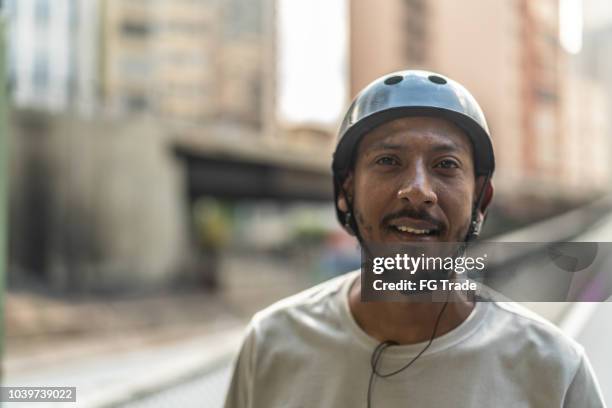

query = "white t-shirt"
[224, 271, 606, 408]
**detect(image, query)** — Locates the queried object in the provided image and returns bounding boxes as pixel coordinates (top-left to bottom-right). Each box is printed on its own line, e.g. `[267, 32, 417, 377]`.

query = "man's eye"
[375, 157, 398, 166]
[436, 159, 459, 169]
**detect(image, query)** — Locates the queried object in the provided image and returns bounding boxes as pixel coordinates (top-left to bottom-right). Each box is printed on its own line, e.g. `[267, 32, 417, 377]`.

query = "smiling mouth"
[390, 225, 441, 237]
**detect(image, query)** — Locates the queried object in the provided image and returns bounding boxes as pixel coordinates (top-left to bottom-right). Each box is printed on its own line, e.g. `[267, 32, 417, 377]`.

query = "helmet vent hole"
[384, 75, 403, 85]
[428, 75, 447, 85]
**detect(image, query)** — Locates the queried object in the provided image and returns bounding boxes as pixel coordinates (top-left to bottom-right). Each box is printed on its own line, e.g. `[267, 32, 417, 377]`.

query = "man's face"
[340, 116, 483, 243]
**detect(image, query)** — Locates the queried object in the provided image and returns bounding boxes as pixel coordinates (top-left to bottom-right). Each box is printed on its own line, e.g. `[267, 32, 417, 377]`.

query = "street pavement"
[3, 252, 317, 407]
[3, 327, 243, 408]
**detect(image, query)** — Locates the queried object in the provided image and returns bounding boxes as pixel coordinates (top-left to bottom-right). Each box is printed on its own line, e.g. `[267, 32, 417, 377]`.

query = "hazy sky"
[277, 0, 348, 127]
[583, 0, 612, 29]
[560, 0, 583, 54]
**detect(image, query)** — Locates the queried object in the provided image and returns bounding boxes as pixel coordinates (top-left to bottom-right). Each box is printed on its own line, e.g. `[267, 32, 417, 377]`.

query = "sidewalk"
[3, 252, 317, 407]
[4, 326, 244, 408]
[5, 290, 243, 370]
[3, 288, 247, 407]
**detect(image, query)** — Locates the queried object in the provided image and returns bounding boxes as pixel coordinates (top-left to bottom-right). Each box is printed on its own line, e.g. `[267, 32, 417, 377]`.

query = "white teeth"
[395, 225, 431, 234]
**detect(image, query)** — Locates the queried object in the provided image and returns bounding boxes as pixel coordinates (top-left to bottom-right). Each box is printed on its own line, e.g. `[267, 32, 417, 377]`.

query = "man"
[224, 70, 606, 407]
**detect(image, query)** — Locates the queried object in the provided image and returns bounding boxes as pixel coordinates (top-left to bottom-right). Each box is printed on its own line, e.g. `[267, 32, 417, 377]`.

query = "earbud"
[471, 219, 482, 237]
[344, 211, 356, 236]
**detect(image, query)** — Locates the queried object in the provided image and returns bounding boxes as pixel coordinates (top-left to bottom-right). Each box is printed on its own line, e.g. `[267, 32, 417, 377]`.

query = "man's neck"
[348, 276, 475, 345]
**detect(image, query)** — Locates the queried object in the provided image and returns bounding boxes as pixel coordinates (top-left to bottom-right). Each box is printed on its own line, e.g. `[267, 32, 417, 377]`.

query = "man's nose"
[396, 161, 438, 207]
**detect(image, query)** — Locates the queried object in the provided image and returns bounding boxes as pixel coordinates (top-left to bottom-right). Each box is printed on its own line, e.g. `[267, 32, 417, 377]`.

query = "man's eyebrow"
[431, 142, 468, 153]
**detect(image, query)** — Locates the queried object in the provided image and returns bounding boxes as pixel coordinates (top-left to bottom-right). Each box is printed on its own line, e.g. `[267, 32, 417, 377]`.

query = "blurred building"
[101, 0, 219, 121]
[5, 0, 285, 136]
[216, 0, 268, 128]
[5, 0, 99, 115]
[561, 71, 609, 192]
[349, 0, 609, 201]
[101, 0, 269, 127]
[581, 19, 612, 185]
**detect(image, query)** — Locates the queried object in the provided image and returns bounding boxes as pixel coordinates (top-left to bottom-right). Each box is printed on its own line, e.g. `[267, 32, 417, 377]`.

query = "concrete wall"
[9, 110, 190, 292]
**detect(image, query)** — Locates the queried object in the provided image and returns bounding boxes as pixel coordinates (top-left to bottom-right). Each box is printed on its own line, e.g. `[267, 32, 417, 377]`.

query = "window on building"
[121, 21, 151, 37]
[5, 0, 14, 18]
[34, 0, 50, 26]
[121, 57, 152, 77]
[403, 0, 425, 13]
[68, 0, 79, 29]
[223, 0, 263, 39]
[7, 44, 16, 94]
[534, 86, 557, 103]
[32, 53, 49, 92]
[125, 93, 149, 111]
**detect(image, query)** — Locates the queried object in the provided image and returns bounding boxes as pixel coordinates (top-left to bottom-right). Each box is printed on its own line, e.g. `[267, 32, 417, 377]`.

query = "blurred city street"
[3, 251, 318, 407]
[2, 0, 612, 407]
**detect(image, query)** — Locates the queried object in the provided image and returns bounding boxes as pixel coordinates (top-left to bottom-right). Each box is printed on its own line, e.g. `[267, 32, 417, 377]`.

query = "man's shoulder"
[490, 301, 575, 341]
[487, 301, 585, 363]
[250, 270, 358, 331]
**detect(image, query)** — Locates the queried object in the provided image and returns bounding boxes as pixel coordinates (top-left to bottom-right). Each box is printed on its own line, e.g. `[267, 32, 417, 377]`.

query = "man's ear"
[337, 173, 354, 213]
[475, 177, 494, 222]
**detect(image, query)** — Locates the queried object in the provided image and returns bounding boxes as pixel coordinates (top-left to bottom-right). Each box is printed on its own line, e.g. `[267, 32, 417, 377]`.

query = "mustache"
[381, 209, 444, 230]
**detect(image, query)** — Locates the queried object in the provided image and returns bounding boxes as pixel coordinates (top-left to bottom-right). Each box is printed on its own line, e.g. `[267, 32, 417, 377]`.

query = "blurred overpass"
[172, 126, 333, 203]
